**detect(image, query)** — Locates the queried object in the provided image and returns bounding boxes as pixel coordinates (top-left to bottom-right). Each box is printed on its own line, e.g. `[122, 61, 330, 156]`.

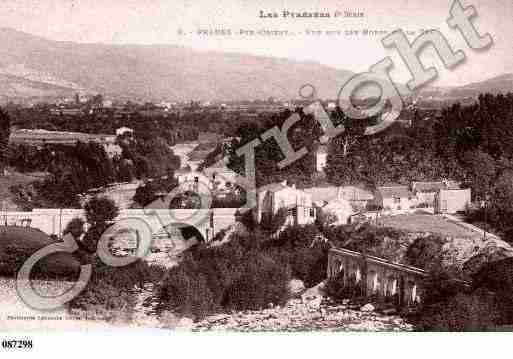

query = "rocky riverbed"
[0, 276, 414, 332]
[185, 298, 413, 332]
[145, 284, 415, 332]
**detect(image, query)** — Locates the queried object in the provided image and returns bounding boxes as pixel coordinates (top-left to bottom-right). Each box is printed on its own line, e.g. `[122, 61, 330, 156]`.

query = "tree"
[169, 190, 202, 209]
[82, 196, 119, 252]
[461, 150, 497, 201]
[63, 217, 85, 240]
[0, 107, 11, 173]
[259, 207, 288, 234]
[133, 176, 178, 207]
[489, 171, 513, 238]
[84, 196, 119, 226]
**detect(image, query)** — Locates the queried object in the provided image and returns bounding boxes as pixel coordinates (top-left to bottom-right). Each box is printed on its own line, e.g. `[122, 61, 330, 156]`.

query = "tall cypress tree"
[0, 107, 11, 174]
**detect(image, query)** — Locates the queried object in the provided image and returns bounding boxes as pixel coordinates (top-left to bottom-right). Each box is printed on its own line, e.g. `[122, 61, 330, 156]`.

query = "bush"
[155, 234, 291, 320]
[325, 272, 363, 302]
[324, 223, 408, 263]
[236, 208, 257, 231]
[63, 217, 85, 239]
[133, 176, 178, 207]
[259, 207, 288, 234]
[315, 209, 337, 229]
[69, 258, 165, 319]
[224, 254, 290, 311]
[84, 196, 119, 226]
[269, 224, 329, 287]
[416, 288, 500, 331]
[157, 265, 218, 320]
[472, 257, 513, 324]
[405, 234, 446, 272]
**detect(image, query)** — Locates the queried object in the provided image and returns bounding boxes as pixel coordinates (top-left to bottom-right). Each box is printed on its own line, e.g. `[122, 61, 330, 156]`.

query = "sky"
[0, 0, 512, 86]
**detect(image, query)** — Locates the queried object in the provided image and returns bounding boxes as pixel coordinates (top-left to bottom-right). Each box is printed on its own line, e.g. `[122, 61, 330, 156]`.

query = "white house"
[315, 145, 329, 173]
[339, 185, 375, 210]
[411, 181, 447, 207]
[412, 180, 470, 213]
[434, 188, 471, 214]
[374, 184, 416, 212]
[175, 164, 237, 193]
[256, 181, 316, 226]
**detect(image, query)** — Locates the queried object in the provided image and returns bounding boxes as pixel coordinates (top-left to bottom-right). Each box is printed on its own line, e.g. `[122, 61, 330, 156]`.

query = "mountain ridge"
[0, 27, 511, 103]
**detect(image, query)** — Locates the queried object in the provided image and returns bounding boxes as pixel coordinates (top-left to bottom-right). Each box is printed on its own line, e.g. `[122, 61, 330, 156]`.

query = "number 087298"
[1, 340, 33, 349]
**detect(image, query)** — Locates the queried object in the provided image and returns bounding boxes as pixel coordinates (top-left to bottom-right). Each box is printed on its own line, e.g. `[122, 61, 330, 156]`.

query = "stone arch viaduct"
[327, 247, 427, 307]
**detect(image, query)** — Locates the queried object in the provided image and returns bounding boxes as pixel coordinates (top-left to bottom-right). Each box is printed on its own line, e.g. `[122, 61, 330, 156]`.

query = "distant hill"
[0, 27, 355, 102]
[417, 74, 513, 100]
[447, 73, 513, 97]
[0, 27, 510, 103]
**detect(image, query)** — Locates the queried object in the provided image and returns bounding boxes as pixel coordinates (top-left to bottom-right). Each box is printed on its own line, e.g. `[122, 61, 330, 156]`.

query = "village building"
[412, 180, 470, 213]
[174, 164, 242, 209]
[9, 128, 121, 158]
[256, 181, 316, 226]
[314, 144, 328, 173]
[373, 184, 416, 212]
[202, 163, 237, 190]
[339, 185, 375, 210]
[411, 181, 447, 207]
[434, 188, 471, 214]
[303, 185, 354, 225]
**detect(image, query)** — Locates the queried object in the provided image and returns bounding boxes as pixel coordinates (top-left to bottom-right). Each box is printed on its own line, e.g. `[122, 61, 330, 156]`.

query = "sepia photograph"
[0, 0, 512, 355]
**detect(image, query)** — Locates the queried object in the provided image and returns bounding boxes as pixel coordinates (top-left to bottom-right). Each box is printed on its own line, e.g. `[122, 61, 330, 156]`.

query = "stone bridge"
[327, 247, 427, 307]
[0, 208, 238, 242]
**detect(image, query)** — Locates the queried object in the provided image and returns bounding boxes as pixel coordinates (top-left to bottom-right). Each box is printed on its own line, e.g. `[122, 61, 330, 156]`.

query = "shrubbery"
[324, 272, 363, 302]
[223, 254, 290, 311]
[156, 262, 218, 320]
[154, 223, 336, 320]
[269, 224, 330, 287]
[323, 223, 408, 263]
[411, 270, 500, 331]
[416, 288, 500, 331]
[155, 233, 291, 320]
[472, 257, 513, 324]
[69, 258, 165, 319]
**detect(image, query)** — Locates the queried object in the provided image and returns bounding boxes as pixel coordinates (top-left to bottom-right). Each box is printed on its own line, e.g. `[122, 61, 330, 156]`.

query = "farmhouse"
[412, 180, 470, 213]
[256, 181, 316, 226]
[339, 185, 375, 210]
[411, 181, 447, 207]
[303, 185, 354, 225]
[435, 188, 471, 214]
[374, 184, 416, 212]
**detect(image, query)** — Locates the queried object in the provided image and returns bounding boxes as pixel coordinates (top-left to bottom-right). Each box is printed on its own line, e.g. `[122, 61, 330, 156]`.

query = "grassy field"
[0, 226, 80, 279]
[378, 213, 481, 239]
